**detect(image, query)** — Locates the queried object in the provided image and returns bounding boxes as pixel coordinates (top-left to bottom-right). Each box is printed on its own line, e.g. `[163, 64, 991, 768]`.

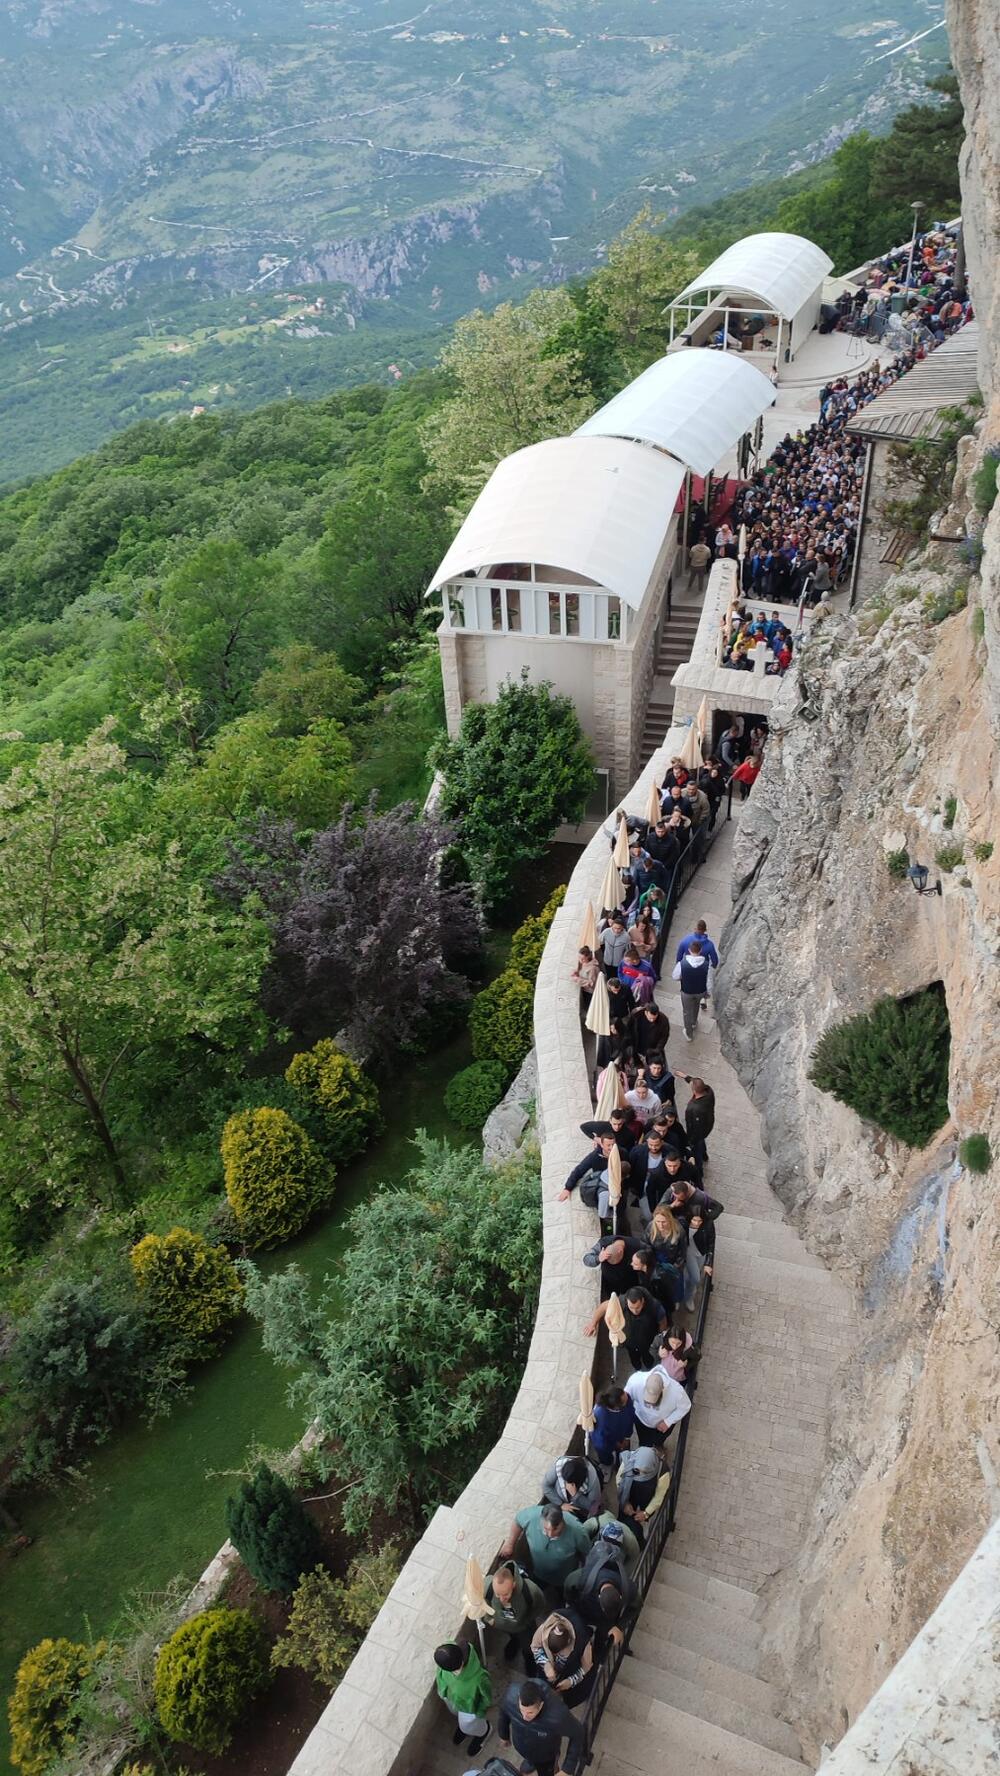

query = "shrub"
[942, 795, 957, 830]
[221, 1107, 332, 1247]
[935, 843, 964, 871]
[271, 1547, 402, 1687]
[507, 885, 567, 984]
[972, 606, 986, 641]
[9, 1637, 103, 1776]
[469, 969, 535, 1072]
[444, 1060, 510, 1129]
[973, 840, 993, 863]
[971, 450, 999, 516]
[130, 1227, 243, 1359]
[154, 1607, 267, 1753]
[886, 848, 910, 880]
[809, 987, 950, 1148]
[285, 1040, 379, 1160]
[225, 1462, 323, 1595]
[959, 1133, 991, 1173]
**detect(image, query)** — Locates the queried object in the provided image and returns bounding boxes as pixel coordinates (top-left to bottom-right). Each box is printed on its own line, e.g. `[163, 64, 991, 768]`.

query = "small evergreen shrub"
[444, 1060, 510, 1129]
[130, 1227, 243, 1358]
[507, 885, 567, 983]
[973, 840, 993, 863]
[886, 848, 910, 880]
[809, 988, 950, 1148]
[971, 450, 999, 516]
[272, 1547, 401, 1688]
[8, 1637, 103, 1776]
[285, 1040, 379, 1160]
[221, 1107, 332, 1248]
[469, 968, 534, 1072]
[225, 1462, 323, 1595]
[942, 795, 957, 830]
[972, 606, 986, 641]
[935, 842, 964, 871]
[154, 1607, 267, 1753]
[959, 1133, 991, 1173]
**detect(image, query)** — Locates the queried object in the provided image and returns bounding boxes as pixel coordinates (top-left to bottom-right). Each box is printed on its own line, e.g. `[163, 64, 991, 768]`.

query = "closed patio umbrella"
[584, 968, 610, 1037]
[679, 717, 703, 772]
[645, 775, 662, 826]
[607, 1143, 623, 1236]
[578, 900, 597, 953]
[694, 694, 709, 751]
[594, 1061, 623, 1120]
[462, 1554, 494, 1663]
[578, 1371, 596, 1459]
[613, 814, 631, 871]
[605, 1290, 626, 1381]
[598, 851, 622, 916]
[738, 522, 748, 562]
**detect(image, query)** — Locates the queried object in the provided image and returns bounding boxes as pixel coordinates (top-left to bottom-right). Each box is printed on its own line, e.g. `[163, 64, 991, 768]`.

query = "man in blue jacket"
[675, 918, 720, 970]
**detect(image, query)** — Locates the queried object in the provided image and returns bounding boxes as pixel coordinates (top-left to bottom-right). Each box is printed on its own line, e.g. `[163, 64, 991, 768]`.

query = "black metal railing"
[580, 1267, 715, 1761]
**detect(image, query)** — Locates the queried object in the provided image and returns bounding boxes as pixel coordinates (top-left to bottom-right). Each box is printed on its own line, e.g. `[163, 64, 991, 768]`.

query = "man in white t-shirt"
[623, 1367, 690, 1450]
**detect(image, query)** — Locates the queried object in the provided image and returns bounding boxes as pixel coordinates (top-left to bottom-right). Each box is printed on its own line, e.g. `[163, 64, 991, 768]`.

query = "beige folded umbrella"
[613, 814, 631, 870]
[594, 1061, 623, 1119]
[607, 1143, 623, 1235]
[462, 1554, 494, 1660]
[645, 775, 662, 826]
[578, 900, 597, 953]
[679, 717, 703, 771]
[584, 968, 610, 1037]
[598, 852, 622, 915]
[578, 1371, 596, 1434]
[605, 1290, 627, 1381]
[738, 522, 748, 561]
[694, 693, 709, 751]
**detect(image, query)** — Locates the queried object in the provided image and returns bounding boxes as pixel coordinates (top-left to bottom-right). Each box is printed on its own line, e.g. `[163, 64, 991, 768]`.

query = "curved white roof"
[675, 231, 833, 322]
[576, 350, 775, 478]
[427, 435, 686, 611]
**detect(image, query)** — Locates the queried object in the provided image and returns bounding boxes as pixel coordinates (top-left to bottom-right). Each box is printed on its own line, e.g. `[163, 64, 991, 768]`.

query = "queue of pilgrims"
[432, 770, 734, 1776]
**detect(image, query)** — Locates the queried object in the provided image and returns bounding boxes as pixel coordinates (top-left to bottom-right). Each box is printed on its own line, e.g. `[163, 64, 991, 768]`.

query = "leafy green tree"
[0, 728, 267, 1206]
[777, 134, 906, 272]
[166, 710, 355, 834]
[871, 73, 964, 218]
[434, 674, 594, 907]
[272, 1548, 401, 1686]
[7, 1274, 159, 1476]
[251, 644, 365, 735]
[154, 1607, 268, 1754]
[130, 1227, 243, 1359]
[221, 1106, 333, 1248]
[225, 1462, 323, 1595]
[310, 481, 450, 685]
[590, 208, 700, 373]
[284, 1040, 379, 1160]
[241, 1136, 542, 1529]
[8, 1636, 104, 1776]
[421, 288, 593, 508]
[809, 988, 950, 1147]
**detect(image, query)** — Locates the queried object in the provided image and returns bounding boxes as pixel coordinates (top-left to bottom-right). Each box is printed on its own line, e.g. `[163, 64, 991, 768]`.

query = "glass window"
[548, 592, 562, 636]
[491, 586, 503, 631]
[565, 593, 580, 637]
[447, 590, 464, 629]
[506, 588, 521, 632]
[607, 596, 621, 640]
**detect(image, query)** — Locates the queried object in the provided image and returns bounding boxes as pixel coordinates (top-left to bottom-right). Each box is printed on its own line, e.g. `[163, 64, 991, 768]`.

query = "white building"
[666, 231, 833, 370]
[429, 350, 776, 800]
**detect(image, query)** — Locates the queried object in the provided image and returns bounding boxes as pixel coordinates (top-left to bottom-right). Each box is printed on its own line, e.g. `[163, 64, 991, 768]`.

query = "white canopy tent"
[668, 230, 833, 360]
[428, 434, 686, 617]
[575, 349, 776, 478]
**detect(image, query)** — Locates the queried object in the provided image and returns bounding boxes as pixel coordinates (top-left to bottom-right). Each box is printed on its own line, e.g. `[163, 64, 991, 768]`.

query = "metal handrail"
[580, 1269, 715, 1761]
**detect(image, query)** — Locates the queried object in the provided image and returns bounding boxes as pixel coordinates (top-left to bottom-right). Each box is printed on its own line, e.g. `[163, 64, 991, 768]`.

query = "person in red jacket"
[731, 755, 760, 798]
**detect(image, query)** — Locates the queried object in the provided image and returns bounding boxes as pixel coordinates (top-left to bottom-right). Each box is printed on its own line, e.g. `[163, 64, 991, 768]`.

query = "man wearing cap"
[623, 1366, 691, 1448]
[581, 1513, 642, 1575]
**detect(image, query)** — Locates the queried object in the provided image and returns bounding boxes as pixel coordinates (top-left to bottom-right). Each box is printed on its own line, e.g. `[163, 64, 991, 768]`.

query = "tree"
[8, 1274, 158, 1476]
[154, 1607, 268, 1754]
[421, 288, 594, 507]
[0, 729, 267, 1206]
[272, 1548, 401, 1686]
[215, 801, 482, 1063]
[809, 988, 950, 1147]
[8, 1637, 103, 1776]
[241, 1136, 542, 1528]
[221, 1106, 332, 1248]
[434, 674, 594, 907]
[251, 644, 365, 736]
[130, 1227, 243, 1359]
[225, 1462, 323, 1594]
[777, 134, 906, 272]
[590, 209, 700, 374]
[311, 482, 450, 685]
[285, 1040, 379, 1160]
[166, 711, 355, 834]
[871, 73, 964, 218]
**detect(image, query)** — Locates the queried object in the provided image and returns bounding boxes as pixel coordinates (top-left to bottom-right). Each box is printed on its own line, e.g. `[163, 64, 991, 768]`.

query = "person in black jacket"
[646, 1148, 699, 1218]
[630, 1003, 670, 1060]
[580, 1107, 633, 1158]
[497, 1677, 587, 1776]
[676, 1071, 716, 1175]
[628, 1132, 671, 1211]
[651, 1104, 691, 1159]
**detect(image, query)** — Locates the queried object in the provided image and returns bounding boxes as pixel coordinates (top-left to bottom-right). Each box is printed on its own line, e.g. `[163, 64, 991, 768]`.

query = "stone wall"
[287, 731, 689, 1776]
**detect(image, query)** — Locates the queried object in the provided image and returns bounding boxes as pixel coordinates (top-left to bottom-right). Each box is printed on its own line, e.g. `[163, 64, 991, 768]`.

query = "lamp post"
[907, 862, 941, 897]
[904, 201, 925, 290]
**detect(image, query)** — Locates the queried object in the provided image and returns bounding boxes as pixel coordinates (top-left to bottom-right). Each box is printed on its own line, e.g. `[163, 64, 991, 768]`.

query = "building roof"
[673, 231, 833, 322]
[575, 349, 776, 478]
[426, 435, 686, 611]
[845, 321, 981, 443]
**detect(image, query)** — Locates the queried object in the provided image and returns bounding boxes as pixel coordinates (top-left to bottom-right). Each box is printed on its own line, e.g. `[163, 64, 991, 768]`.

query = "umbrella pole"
[611, 1341, 618, 1381]
[475, 1618, 487, 1665]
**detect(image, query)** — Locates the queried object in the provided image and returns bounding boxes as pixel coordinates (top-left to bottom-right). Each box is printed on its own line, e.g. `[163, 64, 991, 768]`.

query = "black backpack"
[576, 1537, 637, 1611]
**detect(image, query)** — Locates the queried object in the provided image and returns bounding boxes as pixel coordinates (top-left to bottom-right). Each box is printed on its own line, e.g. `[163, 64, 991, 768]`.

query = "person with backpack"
[540, 1454, 604, 1522]
[484, 1562, 547, 1670]
[615, 1445, 663, 1543]
[529, 1605, 597, 1704]
[433, 1640, 492, 1754]
[672, 938, 712, 1040]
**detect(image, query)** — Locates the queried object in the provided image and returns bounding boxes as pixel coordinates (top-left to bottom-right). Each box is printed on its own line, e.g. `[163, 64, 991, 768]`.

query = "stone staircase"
[640, 604, 702, 763]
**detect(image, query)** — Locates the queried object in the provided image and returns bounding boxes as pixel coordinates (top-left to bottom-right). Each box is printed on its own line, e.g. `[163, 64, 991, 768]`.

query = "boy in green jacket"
[433, 1640, 492, 1753]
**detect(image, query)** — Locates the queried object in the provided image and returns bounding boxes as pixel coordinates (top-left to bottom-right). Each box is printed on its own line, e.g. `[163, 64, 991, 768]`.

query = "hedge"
[8, 1637, 102, 1776]
[221, 1106, 332, 1248]
[130, 1226, 243, 1357]
[444, 1059, 511, 1130]
[285, 1039, 379, 1160]
[469, 969, 534, 1073]
[154, 1607, 268, 1753]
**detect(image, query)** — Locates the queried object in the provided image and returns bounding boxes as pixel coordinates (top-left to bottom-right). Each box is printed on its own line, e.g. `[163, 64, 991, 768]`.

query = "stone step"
[597, 1698, 809, 1776]
[615, 1651, 804, 1760]
[634, 1598, 763, 1673]
[645, 1578, 765, 1644]
[629, 1626, 780, 1714]
[657, 1556, 759, 1615]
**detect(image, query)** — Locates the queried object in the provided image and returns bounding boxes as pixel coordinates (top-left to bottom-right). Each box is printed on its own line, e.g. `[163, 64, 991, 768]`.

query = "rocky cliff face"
[714, 9, 1000, 1746]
